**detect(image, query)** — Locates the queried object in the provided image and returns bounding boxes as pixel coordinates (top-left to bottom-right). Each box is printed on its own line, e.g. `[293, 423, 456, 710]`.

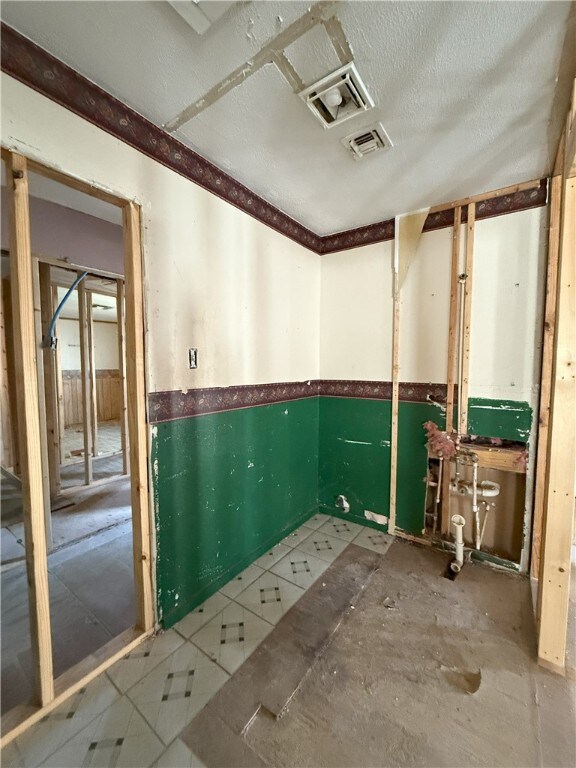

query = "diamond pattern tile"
[127, 641, 229, 745]
[301, 513, 331, 530]
[318, 517, 363, 542]
[173, 592, 230, 639]
[234, 571, 304, 624]
[13, 674, 120, 768]
[297, 530, 349, 564]
[41, 696, 164, 768]
[353, 528, 394, 555]
[253, 542, 292, 569]
[281, 524, 316, 549]
[107, 630, 185, 693]
[190, 602, 273, 674]
[154, 738, 206, 768]
[219, 563, 265, 599]
[270, 548, 331, 590]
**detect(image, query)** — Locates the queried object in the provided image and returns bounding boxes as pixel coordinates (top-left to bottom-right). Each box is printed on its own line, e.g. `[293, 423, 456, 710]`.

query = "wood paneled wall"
[62, 369, 121, 426]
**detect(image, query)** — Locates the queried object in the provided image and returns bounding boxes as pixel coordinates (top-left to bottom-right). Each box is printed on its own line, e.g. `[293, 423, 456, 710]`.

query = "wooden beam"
[31, 259, 53, 551]
[52, 284, 66, 466]
[458, 203, 475, 435]
[123, 202, 154, 631]
[39, 263, 61, 498]
[5, 151, 54, 705]
[428, 179, 541, 215]
[441, 206, 461, 535]
[389, 227, 400, 535]
[531, 175, 562, 579]
[537, 175, 576, 672]
[77, 276, 93, 485]
[87, 292, 98, 460]
[116, 279, 129, 475]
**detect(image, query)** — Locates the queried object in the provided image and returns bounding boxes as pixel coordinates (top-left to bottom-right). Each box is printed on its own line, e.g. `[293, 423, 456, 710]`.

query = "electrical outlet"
[188, 348, 198, 369]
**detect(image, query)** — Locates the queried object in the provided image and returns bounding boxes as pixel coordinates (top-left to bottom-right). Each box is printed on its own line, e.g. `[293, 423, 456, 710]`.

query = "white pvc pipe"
[472, 460, 480, 550]
[451, 514, 466, 570]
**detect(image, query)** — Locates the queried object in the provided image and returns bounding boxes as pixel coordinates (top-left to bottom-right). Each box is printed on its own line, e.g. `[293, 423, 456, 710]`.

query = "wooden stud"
[52, 284, 66, 466]
[31, 259, 53, 550]
[117, 279, 129, 475]
[123, 202, 154, 631]
[458, 203, 475, 435]
[537, 175, 576, 672]
[39, 263, 61, 499]
[78, 276, 93, 485]
[531, 175, 562, 579]
[5, 151, 54, 706]
[389, 225, 400, 535]
[87, 292, 98, 460]
[441, 206, 461, 535]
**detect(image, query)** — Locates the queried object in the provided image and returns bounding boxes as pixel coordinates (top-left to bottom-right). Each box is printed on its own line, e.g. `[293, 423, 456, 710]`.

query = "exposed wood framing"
[31, 260, 53, 550]
[5, 152, 54, 705]
[531, 175, 562, 579]
[428, 179, 540, 215]
[87, 292, 98, 459]
[117, 279, 129, 475]
[52, 284, 66, 465]
[388, 228, 400, 535]
[123, 202, 154, 632]
[77, 276, 93, 485]
[458, 203, 475, 435]
[39, 262, 61, 498]
[537, 172, 576, 673]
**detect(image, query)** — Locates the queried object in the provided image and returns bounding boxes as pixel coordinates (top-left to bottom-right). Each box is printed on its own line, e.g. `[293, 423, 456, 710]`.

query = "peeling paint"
[336, 438, 372, 445]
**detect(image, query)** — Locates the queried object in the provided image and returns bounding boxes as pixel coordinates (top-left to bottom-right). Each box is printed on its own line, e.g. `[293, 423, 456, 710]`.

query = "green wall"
[152, 391, 533, 628]
[152, 398, 319, 627]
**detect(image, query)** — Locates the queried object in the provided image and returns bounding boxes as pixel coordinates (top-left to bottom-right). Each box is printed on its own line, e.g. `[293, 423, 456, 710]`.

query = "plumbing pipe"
[449, 479, 500, 498]
[450, 514, 466, 573]
[432, 457, 443, 535]
[471, 457, 480, 550]
[45, 271, 88, 349]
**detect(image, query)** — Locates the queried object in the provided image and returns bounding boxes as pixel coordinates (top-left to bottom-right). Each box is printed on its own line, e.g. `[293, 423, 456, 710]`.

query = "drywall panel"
[58, 318, 119, 370]
[470, 207, 547, 407]
[1, 74, 320, 392]
[399, 227, 451, 383]
[320, 241, 394, 381]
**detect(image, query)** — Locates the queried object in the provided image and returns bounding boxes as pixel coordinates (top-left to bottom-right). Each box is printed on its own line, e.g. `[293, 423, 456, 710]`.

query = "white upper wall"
[59, 318, 119, 370]
[1, 74, 321, 392]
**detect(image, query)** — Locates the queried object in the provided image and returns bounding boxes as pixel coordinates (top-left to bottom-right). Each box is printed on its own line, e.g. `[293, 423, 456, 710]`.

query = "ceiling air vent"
[299, 63, 375, 129]
[341, 123, 393, 160]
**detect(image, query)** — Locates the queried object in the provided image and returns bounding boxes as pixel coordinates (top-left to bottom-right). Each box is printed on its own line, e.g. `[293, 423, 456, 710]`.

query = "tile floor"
[63, 421, 122, 463]
[3, 515, 393, 768]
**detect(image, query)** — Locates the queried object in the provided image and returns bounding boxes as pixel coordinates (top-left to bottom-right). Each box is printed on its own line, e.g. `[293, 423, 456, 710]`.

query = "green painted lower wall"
[467, 398, 532, 442]
[152, 398, 319, 627]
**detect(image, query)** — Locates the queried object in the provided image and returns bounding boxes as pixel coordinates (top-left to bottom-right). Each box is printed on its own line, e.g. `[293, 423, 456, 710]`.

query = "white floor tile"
[353, 527, 394, 555]
[154, 738, 206, 768]
[14, 674, 120, 768]
[297, 530, 349, 564]
[1, 742, 24, 768]
[219, 563, 265, 599]
[270, 548, 331, 590]
[301, 513, 331, 530]
[106, 630, 185, 693]
[190, 602, 273, 675]
[173, 592, 230, 639]
[234, 571, 304, 625]
[253, 542, 292, 569]
[126, 641, 228, 746]
[281, 524, 316, 549]
[41, 696, 164, 768]
[318, 517, 364, 542]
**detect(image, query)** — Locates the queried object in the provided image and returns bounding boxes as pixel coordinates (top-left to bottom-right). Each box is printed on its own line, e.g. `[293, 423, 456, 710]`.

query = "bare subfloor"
[189, 542, 576, 768]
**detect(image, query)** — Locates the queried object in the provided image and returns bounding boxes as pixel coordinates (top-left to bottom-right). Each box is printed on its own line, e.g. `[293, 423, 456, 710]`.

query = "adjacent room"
[0, 1, 574, 767]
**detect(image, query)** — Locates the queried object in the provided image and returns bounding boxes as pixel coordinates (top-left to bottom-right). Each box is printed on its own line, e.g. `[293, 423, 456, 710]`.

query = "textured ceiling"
[1, 1, 574, 234]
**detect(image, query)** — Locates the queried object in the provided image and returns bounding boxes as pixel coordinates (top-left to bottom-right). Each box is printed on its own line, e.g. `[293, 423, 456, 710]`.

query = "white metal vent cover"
[340, 122, 393, 160]
[298, 63, 375, 129]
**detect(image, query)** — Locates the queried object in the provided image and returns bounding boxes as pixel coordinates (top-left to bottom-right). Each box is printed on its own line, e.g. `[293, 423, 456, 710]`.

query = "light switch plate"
[188, 348, 198, 369]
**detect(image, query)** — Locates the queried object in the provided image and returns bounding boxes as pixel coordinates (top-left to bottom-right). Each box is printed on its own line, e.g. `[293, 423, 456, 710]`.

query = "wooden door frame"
[0, 149, 155, 746]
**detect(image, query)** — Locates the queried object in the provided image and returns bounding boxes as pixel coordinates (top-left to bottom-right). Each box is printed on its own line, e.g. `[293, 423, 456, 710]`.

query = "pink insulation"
[423, 421, 458, 458]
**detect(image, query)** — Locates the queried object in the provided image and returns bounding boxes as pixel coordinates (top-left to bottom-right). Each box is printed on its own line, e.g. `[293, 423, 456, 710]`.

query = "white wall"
[1, 74, 321, 393]
[320, 211, 546, 400]
[59, 318, 119, 370]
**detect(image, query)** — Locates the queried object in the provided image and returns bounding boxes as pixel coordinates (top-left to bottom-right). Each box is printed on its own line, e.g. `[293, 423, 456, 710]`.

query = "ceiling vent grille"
[299, 63, 374, 129]
[341, 123, 393, 160]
